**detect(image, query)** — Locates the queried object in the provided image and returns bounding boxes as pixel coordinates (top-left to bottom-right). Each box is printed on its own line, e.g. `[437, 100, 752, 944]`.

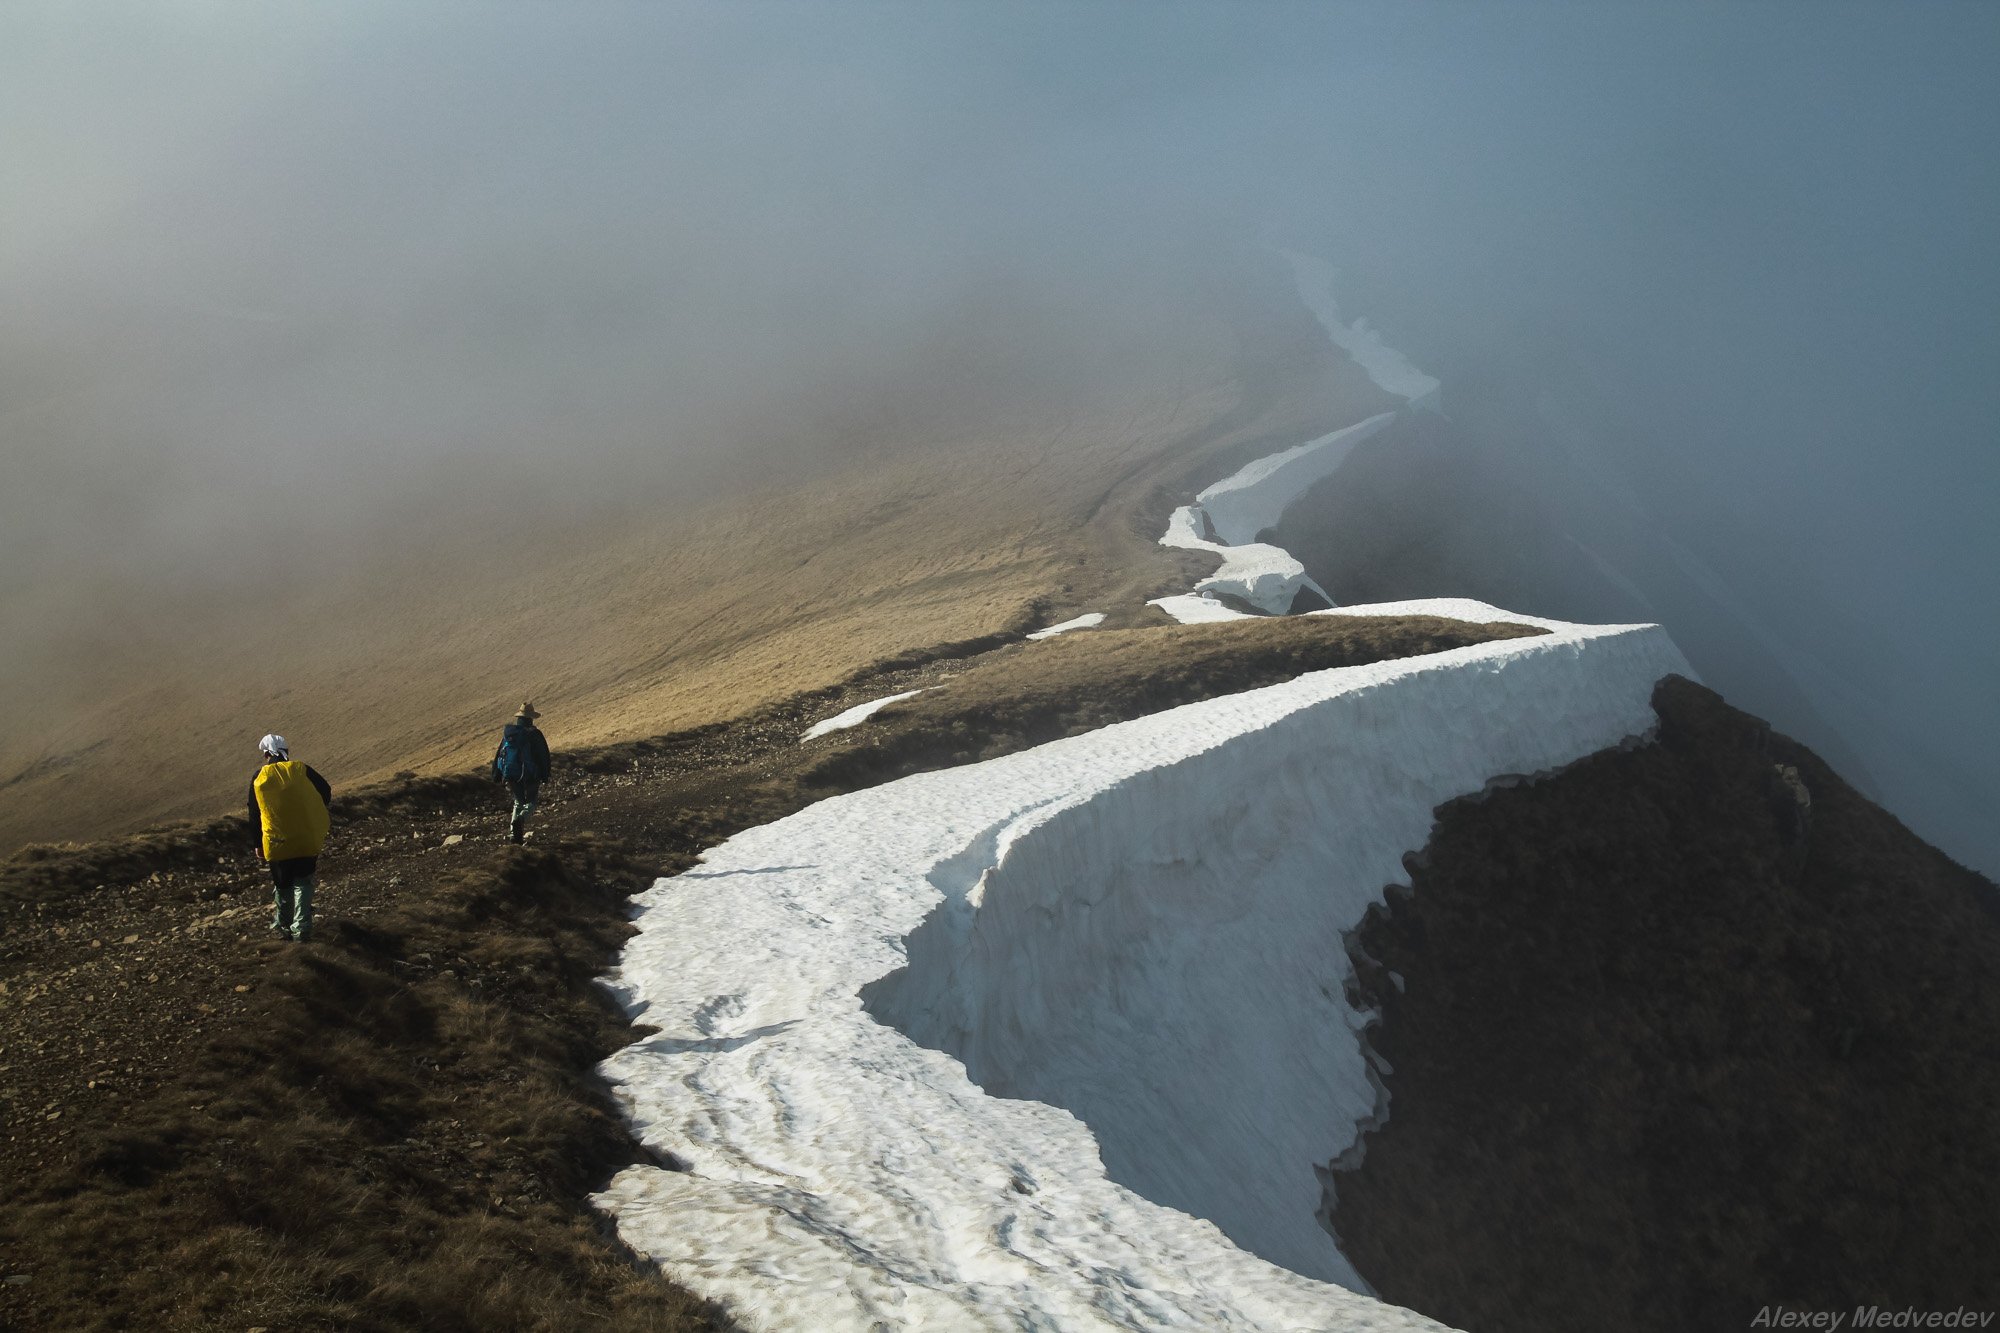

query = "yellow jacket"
[252, 760, 331, 861]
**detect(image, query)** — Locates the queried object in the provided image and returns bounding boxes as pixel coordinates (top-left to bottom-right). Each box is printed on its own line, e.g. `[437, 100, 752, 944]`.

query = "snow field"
[1195, 413, 1397, 548]
[1028, 612, 1108, 641]
[1150, 595, 1583, 635]
[801, 689, 929, 742]
[592, 249, 1688, 1329]
[1157, 254, 1436, 618]
[1147, 592, 1256, 625]
[1154, 410, 1395, 615]
[1311, 597, 1589, 634]
[594, 616, 1688, 1329]
[1279, 252, 1442, 411]
[1160, 503, 1336, 615]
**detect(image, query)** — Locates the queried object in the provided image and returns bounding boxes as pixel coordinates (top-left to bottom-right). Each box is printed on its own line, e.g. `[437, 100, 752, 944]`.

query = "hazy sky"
[6, 2, 1996, 864]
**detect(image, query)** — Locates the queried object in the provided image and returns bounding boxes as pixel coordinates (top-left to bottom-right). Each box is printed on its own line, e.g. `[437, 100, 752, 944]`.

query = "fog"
[1, 3, 1234, 588]
[5, 3, 1995, 871]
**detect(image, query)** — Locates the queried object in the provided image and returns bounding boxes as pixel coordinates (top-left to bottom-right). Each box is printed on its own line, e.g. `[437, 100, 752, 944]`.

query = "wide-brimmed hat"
[517, 702, 540, 721]
[258, 733, 289, 759]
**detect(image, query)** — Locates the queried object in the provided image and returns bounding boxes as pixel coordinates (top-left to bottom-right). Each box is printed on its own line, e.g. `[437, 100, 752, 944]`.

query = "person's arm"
[305, 764, 333, 811]
[247, 782, 263, 858]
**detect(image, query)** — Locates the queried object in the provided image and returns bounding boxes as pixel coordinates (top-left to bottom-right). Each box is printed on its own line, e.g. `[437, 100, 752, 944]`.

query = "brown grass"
[2, 839, 723, 1332]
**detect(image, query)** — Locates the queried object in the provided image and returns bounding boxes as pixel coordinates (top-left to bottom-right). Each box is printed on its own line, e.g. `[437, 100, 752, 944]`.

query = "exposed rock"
[1335, 675, 2000, 1332]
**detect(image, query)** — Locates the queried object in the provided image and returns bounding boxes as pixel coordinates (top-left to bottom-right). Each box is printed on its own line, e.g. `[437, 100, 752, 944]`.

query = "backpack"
[494, 729, 541, 784]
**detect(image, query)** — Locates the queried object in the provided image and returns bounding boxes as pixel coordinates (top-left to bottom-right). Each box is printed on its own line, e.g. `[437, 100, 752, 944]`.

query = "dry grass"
[0, 281, 1395, 856]
[2, 840, 723, 1332]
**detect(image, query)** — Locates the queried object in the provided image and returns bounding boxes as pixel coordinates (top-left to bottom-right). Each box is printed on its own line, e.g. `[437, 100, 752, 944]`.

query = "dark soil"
[1334, 675, 2000, 1333]
[0, 611, 1534, 1330]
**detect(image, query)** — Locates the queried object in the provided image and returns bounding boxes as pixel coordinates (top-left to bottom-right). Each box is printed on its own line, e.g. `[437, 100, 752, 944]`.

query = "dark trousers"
[269, 856, 317, 941]
[508, 780, 541, 828]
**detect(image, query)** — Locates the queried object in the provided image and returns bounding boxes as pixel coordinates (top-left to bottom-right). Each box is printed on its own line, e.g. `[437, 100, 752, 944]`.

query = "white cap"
[259, 734, 289, 759]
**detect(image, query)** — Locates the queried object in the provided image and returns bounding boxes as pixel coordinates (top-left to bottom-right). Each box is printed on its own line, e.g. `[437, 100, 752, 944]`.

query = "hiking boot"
[509, 819, 525, 845]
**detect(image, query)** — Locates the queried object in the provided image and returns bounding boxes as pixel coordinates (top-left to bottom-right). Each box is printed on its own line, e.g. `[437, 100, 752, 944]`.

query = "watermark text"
[1752, 1309, 1997, 1330]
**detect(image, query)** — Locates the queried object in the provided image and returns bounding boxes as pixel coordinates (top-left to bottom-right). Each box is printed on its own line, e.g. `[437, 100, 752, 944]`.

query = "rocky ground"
[0, 611, 1530, 1331]
[1336, 676, 2000, 1333]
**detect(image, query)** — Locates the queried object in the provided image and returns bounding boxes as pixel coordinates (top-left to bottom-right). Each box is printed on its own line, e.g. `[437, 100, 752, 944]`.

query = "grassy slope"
[0, 288, 1398, 855]
[0, 613, 1538, 1330]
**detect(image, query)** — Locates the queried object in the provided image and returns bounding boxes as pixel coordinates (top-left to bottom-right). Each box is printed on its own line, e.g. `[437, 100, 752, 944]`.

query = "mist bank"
[1228, 4, 1999, 874]
[1278, 247, 2000, 876]
[6, 3, 1993, 866]
[3, 2, 1268, 642]
[2, 224, 1241, 600]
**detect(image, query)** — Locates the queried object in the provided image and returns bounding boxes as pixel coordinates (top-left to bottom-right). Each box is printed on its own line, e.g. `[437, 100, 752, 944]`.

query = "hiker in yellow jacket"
[248, 734, 332, 943]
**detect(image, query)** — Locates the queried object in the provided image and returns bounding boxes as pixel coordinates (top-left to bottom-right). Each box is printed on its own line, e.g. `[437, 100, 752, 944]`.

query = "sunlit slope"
[1, 296, 1395, 852]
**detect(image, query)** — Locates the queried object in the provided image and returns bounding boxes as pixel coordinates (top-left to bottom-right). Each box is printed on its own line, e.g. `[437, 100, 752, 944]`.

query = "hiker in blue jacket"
[491, 702, 552, 844]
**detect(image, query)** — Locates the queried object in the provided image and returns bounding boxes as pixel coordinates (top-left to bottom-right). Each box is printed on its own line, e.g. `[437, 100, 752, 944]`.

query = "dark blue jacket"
[493, 721, 551, 785]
